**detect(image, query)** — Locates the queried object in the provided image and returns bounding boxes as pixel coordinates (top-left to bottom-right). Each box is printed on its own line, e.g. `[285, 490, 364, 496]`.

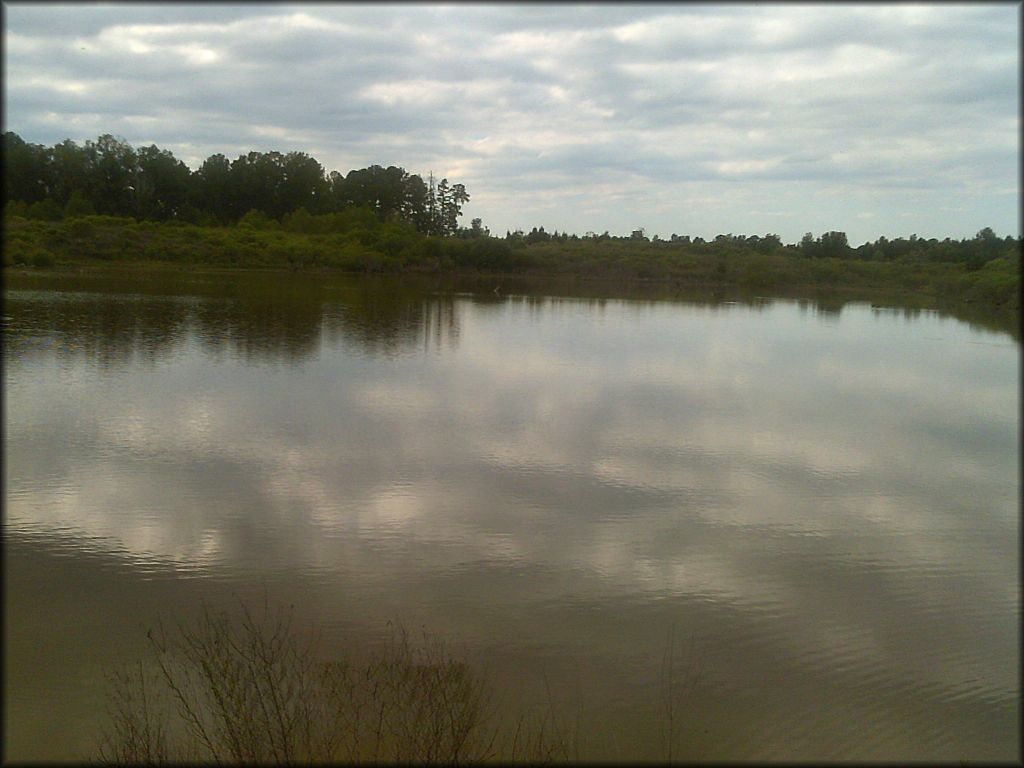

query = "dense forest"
[3, 131, 1020, 313]
[3, 131, 471, 235]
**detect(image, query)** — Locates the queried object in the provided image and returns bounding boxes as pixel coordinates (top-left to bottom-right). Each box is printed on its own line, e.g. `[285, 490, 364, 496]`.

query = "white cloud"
[2, 3, 1019, 242]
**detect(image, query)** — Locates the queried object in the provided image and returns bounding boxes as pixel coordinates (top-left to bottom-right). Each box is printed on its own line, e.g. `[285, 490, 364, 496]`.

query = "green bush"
[66, 218, 96, 239]
[741, 256, 778, 288]
[44, 228, 69, 249]
[4, 200, 30, 218]
[27, 198, 63, 221]
[63, 191, 96, 219]
[330, 206, 379, 233]
[281, 208, 323, 235]
[238, 209, 276, 230]
[810, 258, 843, 285]
[30, 250, 55, 268]
[468, 238, 517, 271]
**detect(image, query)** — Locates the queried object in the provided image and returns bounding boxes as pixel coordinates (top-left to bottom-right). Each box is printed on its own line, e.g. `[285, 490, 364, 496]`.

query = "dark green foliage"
[133, 144, 192, 220]
[66, 217, 95, 239]
[64, 190, 96, 218]
[29, 250, 55, 268]
[3, 131, 50, 204]
[2, 131, 468, 236]
[27, 198, 63, 221]
[48, 138, 90, 207]
[194, 153, 234, 223]
[5, 199, 30, 218]
[3, 216, 1017, 340]
[238, 209, 277, 230]
[84, 134, 138, 215]
[3, 133, 1018, 317]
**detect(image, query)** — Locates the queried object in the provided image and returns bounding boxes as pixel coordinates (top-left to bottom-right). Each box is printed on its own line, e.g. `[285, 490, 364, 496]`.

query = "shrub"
[738, 254, 774, 288]
[66, 218, 96, 239]
[330, 206, 378, 233]
[282, 209, 321, 235]
[27, 198, 63, 221]
[96, 602, 581, 764]
[29, 249, 56, 268]
[469, 238, 516, 271]
[238, 209, 277, 230]
[810, 258, 842, 285]
[4, 200, 30, 218]
[64, 191, 96, 219]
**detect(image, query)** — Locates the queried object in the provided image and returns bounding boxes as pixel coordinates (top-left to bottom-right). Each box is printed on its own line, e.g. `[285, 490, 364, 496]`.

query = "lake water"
[3, 270, 1019, 761]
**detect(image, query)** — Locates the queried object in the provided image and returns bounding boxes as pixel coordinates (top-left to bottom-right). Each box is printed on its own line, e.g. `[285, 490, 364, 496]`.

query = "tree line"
[3, 131, 470, 236]
[503, 225, 1019, 271]
[4, 130, 1019, 272]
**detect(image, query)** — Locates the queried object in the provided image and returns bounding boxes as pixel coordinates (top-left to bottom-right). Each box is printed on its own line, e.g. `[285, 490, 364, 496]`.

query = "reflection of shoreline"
[4, 272, 1017, 371]
[8, 269, 1020, 336]
[3, 276, 466, 367]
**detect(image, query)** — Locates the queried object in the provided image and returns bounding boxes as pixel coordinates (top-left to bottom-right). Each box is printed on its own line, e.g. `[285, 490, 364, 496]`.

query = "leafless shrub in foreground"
[97, 600, 578, 764]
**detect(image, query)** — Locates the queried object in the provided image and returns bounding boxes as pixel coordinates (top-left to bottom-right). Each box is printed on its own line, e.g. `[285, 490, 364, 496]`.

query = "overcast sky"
[3, 2, 1020, 244]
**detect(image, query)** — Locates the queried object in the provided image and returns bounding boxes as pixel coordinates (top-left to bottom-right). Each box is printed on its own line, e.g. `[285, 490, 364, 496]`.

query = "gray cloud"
[3, 2, 1019, 243]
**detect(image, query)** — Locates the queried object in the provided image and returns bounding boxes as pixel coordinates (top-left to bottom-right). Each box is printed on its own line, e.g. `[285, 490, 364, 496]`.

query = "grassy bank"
[4, 213, 1019, 317]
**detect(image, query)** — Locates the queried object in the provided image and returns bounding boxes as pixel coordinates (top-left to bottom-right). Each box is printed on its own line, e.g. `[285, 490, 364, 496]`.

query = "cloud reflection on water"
[4, 278, 1019, 760]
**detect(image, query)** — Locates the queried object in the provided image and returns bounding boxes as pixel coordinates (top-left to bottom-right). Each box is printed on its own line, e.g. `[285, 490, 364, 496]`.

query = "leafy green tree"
[193, 154, 234, 223]
[63, 190, 96, 218]
[134, 145, 192, 220]
[2, 130, 477, 238]
[966, 227, 1002, 270]
[228, 152, 272, 220]
[426, 173, 439, 235]
[427, 178, 470, 236]
[252, 151, 288, 218]
[757, 234, 782, 254]
[47, 139, 90, 207]
[433, 177, 450, 236]
[280, 152, 329, 215]
[27, 198, 63, 221]
[83, 134, 138, 216]
[818, 231, 849, 259]
[799, 232, 816, 257]
[341, 165, 406, 219]
[447, 182, 469, 235]
[525, 226, 550, 244]
[326, 170, 348, 213]
[402, 173, 430, 232]
[4, 131, 50, 204]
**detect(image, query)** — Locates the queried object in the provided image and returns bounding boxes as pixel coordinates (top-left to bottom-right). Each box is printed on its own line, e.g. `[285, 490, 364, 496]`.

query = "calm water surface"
[3, 271, 1019, 761]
